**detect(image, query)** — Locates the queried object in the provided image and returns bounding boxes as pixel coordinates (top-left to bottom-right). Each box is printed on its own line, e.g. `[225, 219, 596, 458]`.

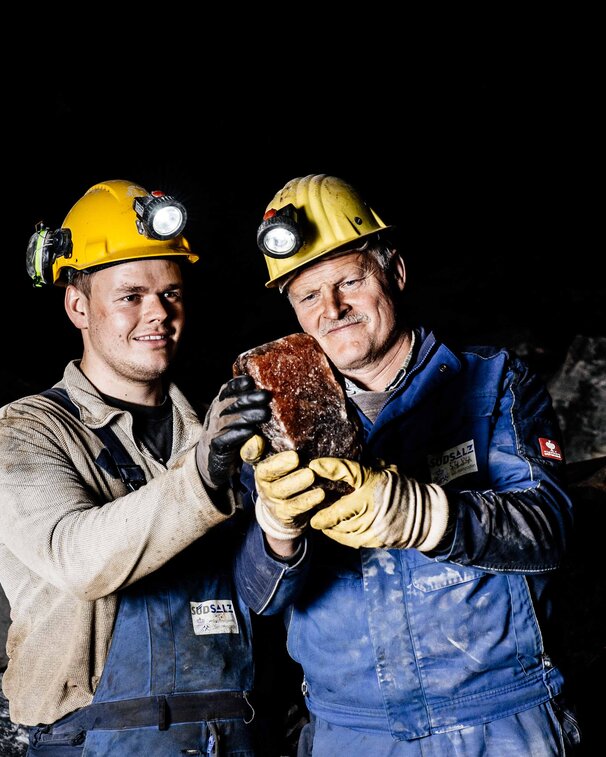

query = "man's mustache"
[319, 313, 369, 337]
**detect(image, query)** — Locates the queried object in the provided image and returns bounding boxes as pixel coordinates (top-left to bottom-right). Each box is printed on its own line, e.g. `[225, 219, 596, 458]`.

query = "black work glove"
[196, 375, 271, 490]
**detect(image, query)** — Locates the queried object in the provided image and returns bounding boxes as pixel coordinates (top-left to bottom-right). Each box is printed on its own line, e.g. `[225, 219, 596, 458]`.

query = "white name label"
[190, 600, 239, 635]
[428, 439, 478, 485]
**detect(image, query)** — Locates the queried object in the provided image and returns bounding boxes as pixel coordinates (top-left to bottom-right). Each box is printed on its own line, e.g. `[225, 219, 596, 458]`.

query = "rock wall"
[548, 336, 606, 463]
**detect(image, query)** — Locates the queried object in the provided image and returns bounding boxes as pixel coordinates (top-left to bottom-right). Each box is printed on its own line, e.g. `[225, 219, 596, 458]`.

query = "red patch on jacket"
[539, 438, 563, 461]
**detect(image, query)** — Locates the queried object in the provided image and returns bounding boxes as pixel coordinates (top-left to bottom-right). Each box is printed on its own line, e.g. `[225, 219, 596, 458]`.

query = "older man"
[234, 175, 581, 756]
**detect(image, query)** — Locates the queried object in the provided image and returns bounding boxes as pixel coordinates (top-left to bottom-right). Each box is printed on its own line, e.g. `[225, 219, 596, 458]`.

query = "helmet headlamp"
[256, 204, 303, 258]
[133, 191, 188, 241]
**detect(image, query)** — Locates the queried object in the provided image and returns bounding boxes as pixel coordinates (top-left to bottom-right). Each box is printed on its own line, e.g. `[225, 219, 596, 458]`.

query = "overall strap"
[41, 387, 146, 492]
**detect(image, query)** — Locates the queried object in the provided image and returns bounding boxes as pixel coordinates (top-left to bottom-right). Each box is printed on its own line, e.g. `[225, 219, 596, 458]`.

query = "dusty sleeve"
[0, 405, 233, 601]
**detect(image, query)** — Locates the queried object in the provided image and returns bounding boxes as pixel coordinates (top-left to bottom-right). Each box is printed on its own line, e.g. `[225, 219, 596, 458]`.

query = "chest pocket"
[426, 392, 498, 487]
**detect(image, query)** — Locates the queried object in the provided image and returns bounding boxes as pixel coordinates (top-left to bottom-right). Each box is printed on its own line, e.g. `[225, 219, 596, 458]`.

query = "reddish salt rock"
[233, 333, 362, 493]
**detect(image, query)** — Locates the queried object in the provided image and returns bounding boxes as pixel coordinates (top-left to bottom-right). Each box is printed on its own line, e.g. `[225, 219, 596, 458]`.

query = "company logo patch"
[190, 600, 239, 635]
[428, 440, 478, 485]
[538, 438, 563, 461]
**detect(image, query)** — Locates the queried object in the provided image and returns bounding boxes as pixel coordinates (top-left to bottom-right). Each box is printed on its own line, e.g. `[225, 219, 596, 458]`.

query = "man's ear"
[64, 284, 89, 330]
[393, 253, 406, 291]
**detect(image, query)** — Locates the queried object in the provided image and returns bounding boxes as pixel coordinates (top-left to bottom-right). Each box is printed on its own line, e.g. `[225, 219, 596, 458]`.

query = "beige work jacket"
[0, 360, 232, 726]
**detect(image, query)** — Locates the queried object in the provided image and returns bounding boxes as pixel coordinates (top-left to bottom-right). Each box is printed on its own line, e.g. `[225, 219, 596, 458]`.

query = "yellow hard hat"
[257, 174, 394, 288]
[26, 179, 199, 287]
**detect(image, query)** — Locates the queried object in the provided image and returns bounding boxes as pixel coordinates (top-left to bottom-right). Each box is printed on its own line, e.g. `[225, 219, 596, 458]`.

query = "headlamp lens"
[133, 194, 188, 241]
[257, 204, 303, 258]
[262, 226, 299, 256]
[152, 205, 185, 238]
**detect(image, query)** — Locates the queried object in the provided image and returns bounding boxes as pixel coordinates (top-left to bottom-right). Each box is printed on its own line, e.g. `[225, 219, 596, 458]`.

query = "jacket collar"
[60, 360, 201, 455]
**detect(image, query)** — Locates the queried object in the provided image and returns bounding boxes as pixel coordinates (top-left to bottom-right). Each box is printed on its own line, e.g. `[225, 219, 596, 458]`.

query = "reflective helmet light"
[133, 192, 187, 241]
[256, 204, 302, 258]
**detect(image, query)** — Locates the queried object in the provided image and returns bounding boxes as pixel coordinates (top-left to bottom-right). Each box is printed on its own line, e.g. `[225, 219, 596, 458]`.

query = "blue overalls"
[28, 540, 260, 755]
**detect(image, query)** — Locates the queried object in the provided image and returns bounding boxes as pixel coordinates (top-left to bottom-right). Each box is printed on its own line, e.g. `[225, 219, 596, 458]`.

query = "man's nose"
[321, 288, 349, 320]
[144, 295, 171, 321]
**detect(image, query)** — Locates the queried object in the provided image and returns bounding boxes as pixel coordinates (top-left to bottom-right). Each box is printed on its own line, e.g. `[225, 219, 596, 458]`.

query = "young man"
[0, 180, 281, 755]
[234, 174, 581, 755]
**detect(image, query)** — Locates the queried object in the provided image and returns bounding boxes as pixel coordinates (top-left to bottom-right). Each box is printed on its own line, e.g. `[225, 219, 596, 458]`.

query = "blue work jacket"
[235, 328, 573, 740]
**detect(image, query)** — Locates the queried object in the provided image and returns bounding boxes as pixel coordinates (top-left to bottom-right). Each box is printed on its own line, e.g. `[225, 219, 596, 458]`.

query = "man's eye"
[122, 294, 140, 303]
[163, 291, 182, 301]
[341, 278, 361, 289]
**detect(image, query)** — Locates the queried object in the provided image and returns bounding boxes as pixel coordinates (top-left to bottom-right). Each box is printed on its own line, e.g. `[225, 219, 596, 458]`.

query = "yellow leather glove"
[308, 458, 449, 551]
[241, 436, 326, 541]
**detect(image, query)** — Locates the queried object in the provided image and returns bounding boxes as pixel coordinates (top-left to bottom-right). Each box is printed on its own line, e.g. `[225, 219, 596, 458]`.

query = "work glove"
[308, 458, 449, 551]
[196, 376, 271, 490]
[241, 436, 326, 541]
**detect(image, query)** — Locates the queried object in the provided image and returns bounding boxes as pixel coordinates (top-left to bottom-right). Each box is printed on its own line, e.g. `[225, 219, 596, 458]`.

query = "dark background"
[7, 55, 601, 403]
[3, 41, 603, 755]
